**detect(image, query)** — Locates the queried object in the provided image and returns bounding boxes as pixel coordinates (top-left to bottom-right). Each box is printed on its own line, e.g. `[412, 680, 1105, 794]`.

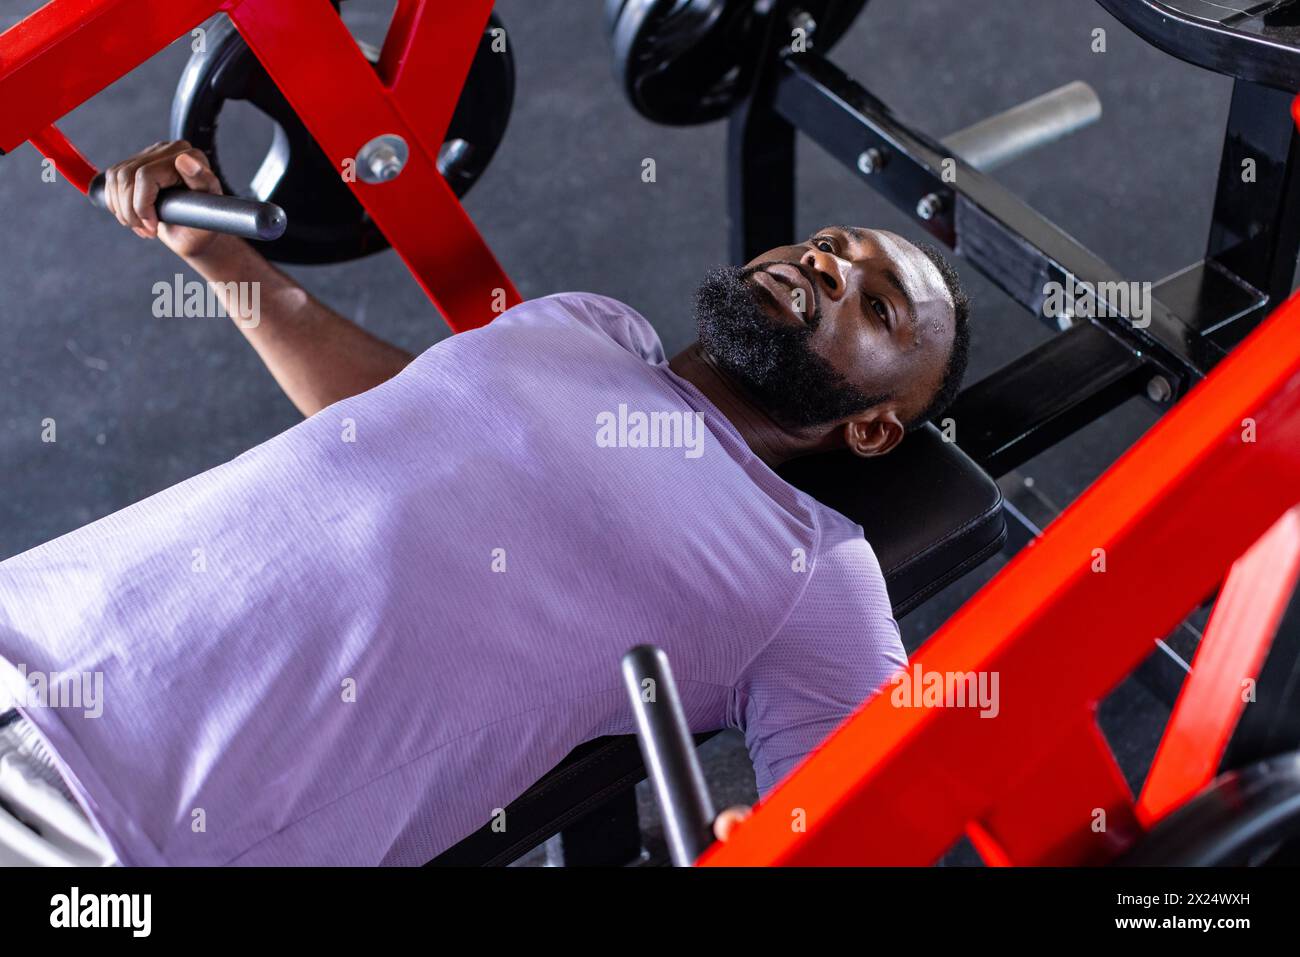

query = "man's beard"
[692, 264, 886, 430]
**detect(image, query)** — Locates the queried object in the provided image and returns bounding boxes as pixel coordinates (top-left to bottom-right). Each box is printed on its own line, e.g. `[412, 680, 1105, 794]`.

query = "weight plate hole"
[215, 99, 285, 198]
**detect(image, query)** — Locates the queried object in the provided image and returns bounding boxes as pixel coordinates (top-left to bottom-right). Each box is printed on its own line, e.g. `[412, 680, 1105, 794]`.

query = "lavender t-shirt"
[0, 292, 905, 866]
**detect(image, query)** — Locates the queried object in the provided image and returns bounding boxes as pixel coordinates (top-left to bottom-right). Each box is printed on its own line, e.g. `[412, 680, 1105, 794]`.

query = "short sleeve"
[733, 524, 906, 798]
[492, 292, 666, 364]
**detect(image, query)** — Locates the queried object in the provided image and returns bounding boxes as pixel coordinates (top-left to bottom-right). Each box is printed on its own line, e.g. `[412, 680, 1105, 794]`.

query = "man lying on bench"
[0, 142, 970, 866]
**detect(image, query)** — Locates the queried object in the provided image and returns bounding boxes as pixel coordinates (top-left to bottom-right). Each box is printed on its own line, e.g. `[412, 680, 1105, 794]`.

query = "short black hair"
[906, 241, 971, 431]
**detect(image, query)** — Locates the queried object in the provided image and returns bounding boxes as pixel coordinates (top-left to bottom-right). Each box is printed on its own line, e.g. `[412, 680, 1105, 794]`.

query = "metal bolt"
[368, 147, 401, 180]
[917, 192, 945, 221]
[857, 147, 886, 175]
[356, 134, 409, 184]
[1146, 374, 1173, 404]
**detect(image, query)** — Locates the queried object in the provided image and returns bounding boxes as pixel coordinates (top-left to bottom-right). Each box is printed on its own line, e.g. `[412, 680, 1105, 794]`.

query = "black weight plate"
[171, 15, 377, 263]
[610, 0, 867, 126]
[605, 0, 632, 35]
[171, 12, 513, 264]
[440, 16, 515, 198]
[1119, 750, 1300, 865]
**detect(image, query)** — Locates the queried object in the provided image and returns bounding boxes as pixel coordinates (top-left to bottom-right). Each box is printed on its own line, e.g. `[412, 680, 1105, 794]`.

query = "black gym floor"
[0, 0, 1262, 864]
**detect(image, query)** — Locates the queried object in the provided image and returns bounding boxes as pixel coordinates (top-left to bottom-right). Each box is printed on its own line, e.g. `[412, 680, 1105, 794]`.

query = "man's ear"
[842, 410, 905, 458]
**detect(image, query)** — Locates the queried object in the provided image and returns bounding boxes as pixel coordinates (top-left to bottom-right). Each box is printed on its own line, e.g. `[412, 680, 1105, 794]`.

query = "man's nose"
[800, 248, 850, 302]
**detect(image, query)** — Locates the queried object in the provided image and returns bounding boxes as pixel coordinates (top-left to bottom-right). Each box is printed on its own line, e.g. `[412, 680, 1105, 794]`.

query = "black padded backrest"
[777, 423, 1006, 616]
[429, 425, 1005, 866]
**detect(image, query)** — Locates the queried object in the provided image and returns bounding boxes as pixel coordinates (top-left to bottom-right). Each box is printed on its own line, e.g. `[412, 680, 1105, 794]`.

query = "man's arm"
[184, 232, 415, 416]
[102, 141, 413, 417]
[730, 536, 905, 813]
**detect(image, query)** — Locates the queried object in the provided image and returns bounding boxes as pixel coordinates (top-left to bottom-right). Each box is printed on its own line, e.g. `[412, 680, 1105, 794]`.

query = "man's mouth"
[750, 264, 814, 326]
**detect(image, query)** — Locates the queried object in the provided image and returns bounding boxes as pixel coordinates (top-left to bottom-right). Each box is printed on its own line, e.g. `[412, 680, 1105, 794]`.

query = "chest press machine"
[438, 0, 1300, 866]
[603, 0, 1300, 868]
[3, 0, 1299, 866]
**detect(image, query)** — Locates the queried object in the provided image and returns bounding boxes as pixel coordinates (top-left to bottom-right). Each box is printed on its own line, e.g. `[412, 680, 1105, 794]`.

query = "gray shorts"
[0, 710, 117, 866]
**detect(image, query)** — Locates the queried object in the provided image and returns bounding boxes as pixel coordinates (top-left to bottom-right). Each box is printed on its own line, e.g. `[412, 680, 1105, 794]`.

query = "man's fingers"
[133, 160, 182, 234]
[100, 143, 214, 237]
[174, 150, 221, 195]
[101, 172, 119, 223]
[104, 165, 126, 227]
[113, 162, 145, 230]
[113, 165, 136, 228]
[712, 805, 753, 843]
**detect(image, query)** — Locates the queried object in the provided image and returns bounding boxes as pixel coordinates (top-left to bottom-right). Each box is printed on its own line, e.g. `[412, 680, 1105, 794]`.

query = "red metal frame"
[1137, 509, 1300, 825]
[0, 0, 520, 332]
[27, 124, 95, 194]
[701, 277, 1300, 865]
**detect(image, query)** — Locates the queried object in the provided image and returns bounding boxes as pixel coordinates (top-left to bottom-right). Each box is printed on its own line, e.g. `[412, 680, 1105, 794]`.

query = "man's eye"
[814, 238, 835, 253]
[871, 298, 890, 324]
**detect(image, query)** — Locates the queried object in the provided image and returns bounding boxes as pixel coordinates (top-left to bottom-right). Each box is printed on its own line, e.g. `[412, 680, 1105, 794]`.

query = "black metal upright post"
[1206, 80, 1300, 313]
[726, 1, 800, 265]
[727, 96, 796, 265]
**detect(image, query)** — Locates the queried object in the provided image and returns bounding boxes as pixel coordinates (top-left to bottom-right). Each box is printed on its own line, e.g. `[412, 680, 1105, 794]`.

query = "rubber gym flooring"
[0, 0, 1259, 864]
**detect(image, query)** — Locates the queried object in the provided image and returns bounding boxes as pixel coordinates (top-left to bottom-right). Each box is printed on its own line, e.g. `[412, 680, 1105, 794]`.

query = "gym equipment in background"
[605, 0, 865, 125]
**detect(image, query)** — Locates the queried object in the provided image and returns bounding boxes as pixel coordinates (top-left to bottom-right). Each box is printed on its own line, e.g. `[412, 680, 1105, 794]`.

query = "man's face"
[693, 226, 956, 436]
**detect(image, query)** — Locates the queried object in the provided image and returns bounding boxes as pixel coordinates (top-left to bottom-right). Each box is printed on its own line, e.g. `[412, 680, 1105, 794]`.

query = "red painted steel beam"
[701, 289, 1300, 866]
[378, 0, 490, 166]
[0, 0, 227, 153]
[2, 0, 519, 331]
[27, 124, 96, 193]
[226, 0, 518, 331]
[1137, 507, 1300, 825]
[966, 718, 1141, 865]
